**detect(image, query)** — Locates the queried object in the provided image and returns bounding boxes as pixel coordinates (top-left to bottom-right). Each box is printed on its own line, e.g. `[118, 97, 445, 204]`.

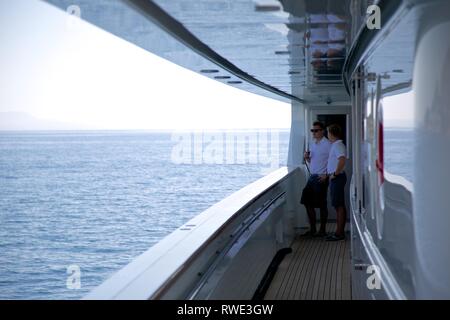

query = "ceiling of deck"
[45, 0, 353, 104]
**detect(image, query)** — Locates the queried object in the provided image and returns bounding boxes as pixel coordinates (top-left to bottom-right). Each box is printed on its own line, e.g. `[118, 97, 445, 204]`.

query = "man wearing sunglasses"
[300, 121, 332, 237]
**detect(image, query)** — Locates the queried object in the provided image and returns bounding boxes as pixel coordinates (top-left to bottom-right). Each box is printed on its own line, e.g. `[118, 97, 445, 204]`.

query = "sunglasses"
[310, 129, 322, 133]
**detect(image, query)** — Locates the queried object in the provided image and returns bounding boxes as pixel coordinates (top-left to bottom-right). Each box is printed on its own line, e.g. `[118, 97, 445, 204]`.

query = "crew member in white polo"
[300, 121, 331, 237]
[325, 124, 347, 241]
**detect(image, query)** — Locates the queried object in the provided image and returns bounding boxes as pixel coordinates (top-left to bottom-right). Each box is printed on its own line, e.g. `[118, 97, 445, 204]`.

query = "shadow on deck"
[264, 224, 351, 300]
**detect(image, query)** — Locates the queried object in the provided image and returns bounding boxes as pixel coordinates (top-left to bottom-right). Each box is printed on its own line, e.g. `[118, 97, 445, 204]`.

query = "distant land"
[0, 112, 93, 131]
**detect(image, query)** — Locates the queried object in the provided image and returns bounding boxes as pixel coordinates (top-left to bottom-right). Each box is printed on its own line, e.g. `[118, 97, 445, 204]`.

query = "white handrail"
[84, 166, 299, 299]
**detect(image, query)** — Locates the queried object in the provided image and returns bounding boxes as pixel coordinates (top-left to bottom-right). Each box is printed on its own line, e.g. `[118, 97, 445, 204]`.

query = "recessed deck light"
[254, 2, 281, 12]
[228, 81, 243, 84]
[200, 69, 219, 73]
[275, 51, 291, 55]
[214, 76, 231, 79]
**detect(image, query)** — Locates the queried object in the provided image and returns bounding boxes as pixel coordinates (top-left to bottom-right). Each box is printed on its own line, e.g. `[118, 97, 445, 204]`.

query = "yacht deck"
[264, 224, 352, 300]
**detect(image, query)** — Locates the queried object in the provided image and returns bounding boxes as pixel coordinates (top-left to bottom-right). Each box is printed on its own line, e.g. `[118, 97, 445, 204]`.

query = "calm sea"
[384, 128, 414, 183]
[0, 130, 289, 299]
[0, 129, 412, 299]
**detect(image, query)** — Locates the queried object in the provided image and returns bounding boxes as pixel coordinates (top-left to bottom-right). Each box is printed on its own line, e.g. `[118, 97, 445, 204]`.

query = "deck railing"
[85, 166, 308, 299]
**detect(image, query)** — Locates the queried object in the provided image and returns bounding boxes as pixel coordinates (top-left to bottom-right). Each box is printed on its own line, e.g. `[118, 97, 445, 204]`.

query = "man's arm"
[333, 156, 346, 176]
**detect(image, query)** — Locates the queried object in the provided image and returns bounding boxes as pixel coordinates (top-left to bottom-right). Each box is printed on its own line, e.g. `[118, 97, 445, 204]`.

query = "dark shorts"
[300, 174, 329, 208]
[330, 172, 347, 207]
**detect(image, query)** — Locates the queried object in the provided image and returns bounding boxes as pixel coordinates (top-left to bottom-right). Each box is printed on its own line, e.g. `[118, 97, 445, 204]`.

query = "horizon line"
[0, 128, 292, 133]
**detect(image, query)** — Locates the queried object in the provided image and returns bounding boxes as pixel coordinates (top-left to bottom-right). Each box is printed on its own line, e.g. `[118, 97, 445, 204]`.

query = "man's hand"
[318, 174, 327, 182]
[304, 151, 311, 162]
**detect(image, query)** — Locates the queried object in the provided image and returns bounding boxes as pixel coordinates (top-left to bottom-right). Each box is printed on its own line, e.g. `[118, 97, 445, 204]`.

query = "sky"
[0, 0, 413, 131]
[382, 91, 414, 128]
[0, 0, 291, 131]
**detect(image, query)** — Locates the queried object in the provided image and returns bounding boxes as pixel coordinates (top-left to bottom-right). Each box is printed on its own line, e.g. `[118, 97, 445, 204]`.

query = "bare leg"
[335, 206, 347, 237]
[319, 206, 328, 233]
[305, 206, 317, 233]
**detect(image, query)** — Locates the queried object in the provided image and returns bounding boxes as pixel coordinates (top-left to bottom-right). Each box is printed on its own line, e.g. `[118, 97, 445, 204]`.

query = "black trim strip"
[123, 0, 305, 104]
[252, 248, 292, 300]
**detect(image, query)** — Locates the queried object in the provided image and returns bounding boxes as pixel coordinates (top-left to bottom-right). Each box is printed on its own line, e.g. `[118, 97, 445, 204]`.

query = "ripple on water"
[0, 131, 290, 299]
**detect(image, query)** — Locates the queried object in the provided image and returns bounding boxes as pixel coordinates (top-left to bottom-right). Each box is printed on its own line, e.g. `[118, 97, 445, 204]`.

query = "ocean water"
[0, 129, 412, 300]
[384, 128, 414, 183]
[0, 130, 289, 300]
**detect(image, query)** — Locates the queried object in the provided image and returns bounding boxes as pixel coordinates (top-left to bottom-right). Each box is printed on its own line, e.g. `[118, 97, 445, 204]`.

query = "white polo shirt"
[327, 140, 346, 174]
[309, 137, 331, 174]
